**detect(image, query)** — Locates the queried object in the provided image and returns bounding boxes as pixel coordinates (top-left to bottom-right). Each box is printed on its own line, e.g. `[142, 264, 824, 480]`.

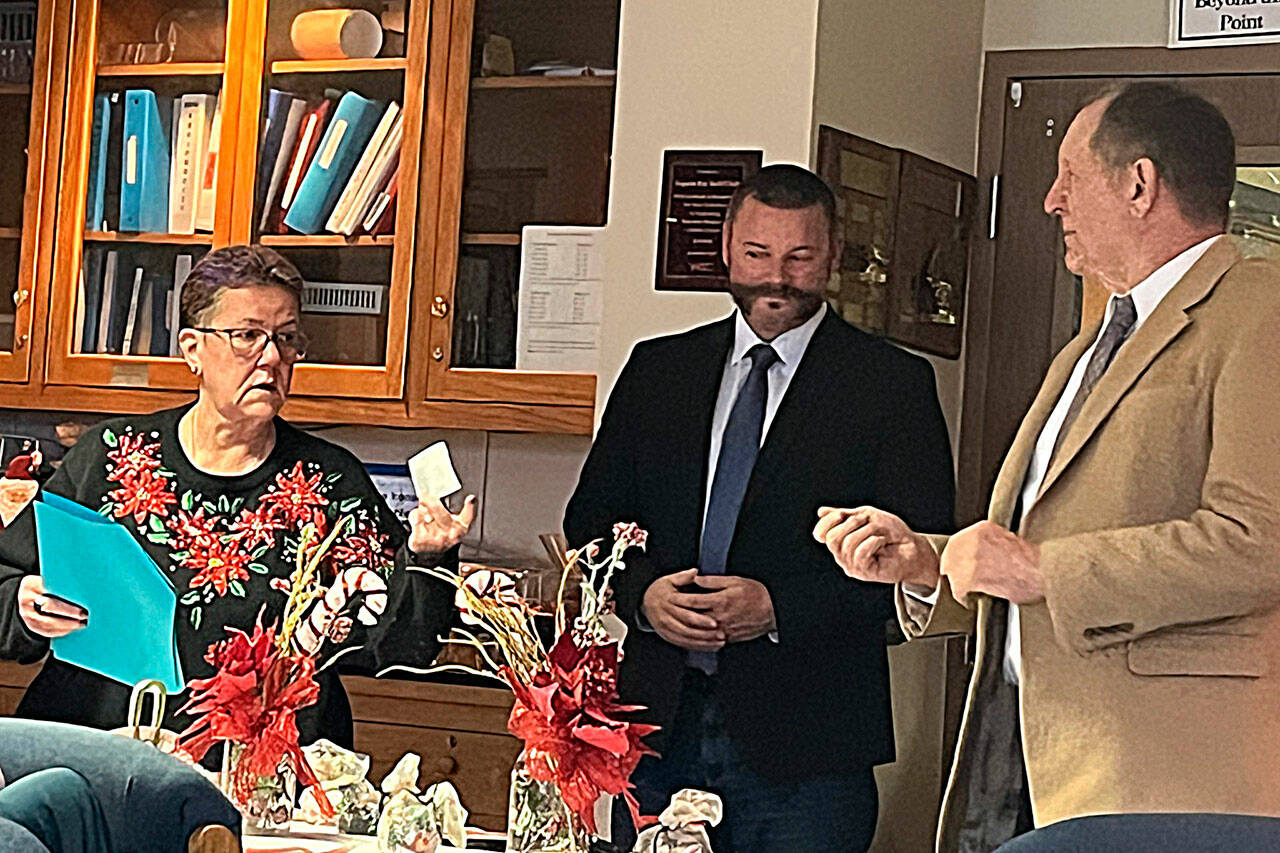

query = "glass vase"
[220, 741, 297, 834]
[506, 750, 590, 853]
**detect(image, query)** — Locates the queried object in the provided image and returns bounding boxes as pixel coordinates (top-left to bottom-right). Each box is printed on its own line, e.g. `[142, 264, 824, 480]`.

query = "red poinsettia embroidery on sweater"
[100, 427, 396, 630]
[258, 462, 329, 527]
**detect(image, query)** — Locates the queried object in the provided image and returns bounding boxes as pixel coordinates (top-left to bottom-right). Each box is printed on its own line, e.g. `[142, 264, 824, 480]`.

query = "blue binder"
[283, 91, 382, 235]
[85, 94, 111, 230]
[255, 88, 292, 222]
[119, 89, 170, 233]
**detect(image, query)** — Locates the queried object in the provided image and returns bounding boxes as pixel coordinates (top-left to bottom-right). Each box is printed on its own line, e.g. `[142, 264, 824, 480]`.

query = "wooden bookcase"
[0, 0, 621, 434]
[0, 0, 65, 386]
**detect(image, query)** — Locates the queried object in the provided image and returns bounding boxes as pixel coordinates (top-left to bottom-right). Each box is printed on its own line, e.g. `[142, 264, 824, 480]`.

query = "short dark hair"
[179, 245, 304, 328]
[725, 163, 839, 239]
[1089, 82, 1236, 228]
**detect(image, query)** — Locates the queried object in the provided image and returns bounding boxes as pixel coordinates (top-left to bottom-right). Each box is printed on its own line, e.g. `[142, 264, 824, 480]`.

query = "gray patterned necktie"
[1048, 295, 1138, 466]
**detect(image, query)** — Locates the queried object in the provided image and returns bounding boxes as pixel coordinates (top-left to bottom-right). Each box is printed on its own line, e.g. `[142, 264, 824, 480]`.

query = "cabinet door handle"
[14, 333, 27, 350]
[432, 346, 444, 361]
[13, 289, 29, 308]
[430, 296, 450, 318]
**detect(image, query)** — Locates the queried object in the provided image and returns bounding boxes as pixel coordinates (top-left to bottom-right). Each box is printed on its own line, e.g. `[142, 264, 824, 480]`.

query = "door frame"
[961, 44, 1280, 524]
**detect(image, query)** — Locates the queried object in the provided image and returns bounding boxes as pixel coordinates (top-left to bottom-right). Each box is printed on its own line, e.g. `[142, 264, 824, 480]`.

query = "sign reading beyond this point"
[1171, 0, 1280, 47]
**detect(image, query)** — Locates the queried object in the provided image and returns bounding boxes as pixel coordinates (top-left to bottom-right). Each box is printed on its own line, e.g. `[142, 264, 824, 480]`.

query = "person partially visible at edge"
[818, 83, 1280, 851]
[565, 164, 955, 852]
[0, 245, 476, 747]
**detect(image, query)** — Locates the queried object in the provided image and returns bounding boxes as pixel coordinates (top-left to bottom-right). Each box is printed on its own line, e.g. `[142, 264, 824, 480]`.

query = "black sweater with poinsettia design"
[0, 404, 457, 747]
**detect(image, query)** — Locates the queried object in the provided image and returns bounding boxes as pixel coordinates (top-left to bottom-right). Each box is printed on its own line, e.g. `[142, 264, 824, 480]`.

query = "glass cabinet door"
[423, 0, 618, 407]
[44, 0, 239, 390]
[0, 0, 53, 383]
[236, 0, 431, 398]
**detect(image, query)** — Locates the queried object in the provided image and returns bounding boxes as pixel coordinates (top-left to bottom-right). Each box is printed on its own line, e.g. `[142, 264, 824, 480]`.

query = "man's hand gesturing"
[813, 506, 940, 593]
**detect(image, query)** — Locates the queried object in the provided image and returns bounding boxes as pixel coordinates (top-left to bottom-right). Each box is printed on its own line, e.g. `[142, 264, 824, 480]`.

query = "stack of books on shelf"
[85, 90, 222, 235]
[74, 246, 196, 356]
[257, 88, 402, 238]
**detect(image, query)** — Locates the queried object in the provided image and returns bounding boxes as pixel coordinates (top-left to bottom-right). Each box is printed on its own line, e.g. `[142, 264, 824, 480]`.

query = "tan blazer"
[900, 238, 1280, 852]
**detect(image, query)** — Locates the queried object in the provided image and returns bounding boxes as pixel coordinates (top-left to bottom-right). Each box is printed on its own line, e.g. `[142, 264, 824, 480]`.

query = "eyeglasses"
[193, 327, 309, 362]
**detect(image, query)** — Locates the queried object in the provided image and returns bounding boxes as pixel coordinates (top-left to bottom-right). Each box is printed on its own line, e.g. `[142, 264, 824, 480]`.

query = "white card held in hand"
[409, 441, 462, 501]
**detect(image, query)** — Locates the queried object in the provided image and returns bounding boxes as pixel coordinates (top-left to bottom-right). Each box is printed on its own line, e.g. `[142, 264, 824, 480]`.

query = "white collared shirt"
[1002, 234, 1222, 684]
[703, 303, 827, 526]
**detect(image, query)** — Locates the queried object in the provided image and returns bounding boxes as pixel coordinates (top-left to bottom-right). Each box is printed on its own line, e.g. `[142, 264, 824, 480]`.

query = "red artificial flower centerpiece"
[177, 516, 374, 827]
[178, 617, 327, 812]
[422, 522, 656, 852]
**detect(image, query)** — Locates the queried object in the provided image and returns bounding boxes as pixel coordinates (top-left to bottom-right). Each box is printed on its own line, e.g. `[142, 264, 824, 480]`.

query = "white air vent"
[301, 281, 386, 315]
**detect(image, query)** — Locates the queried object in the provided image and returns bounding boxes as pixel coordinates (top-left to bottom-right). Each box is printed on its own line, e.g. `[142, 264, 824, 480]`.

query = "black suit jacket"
[563, 310, 954, 779]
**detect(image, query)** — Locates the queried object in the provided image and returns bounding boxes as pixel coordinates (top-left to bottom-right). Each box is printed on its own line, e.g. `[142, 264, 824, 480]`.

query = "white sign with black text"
[515, 226, 604, 373]
[1171, 0, 1280, 47]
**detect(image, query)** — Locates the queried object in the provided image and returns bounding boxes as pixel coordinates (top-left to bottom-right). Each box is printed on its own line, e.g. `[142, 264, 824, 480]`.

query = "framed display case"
[817, 124, 975, 358]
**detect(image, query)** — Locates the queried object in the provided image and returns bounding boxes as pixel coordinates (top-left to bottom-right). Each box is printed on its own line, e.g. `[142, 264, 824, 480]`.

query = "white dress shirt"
[703, 303, 828, 526]
[1001, 234, 1222, 683]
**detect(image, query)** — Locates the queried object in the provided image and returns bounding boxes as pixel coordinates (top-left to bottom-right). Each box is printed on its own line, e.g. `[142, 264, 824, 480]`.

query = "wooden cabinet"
[0, 0, 623, 434]
[0, 661, 522, 831]
[345, 675, 520, 831]
[413, 0, 620, 427]
[0, 0, 64, 386]
[817, 125, 975, 360]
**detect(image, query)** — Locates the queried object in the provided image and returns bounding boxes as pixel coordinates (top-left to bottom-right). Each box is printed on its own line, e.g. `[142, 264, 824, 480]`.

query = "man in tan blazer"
[815, 82, 1280, 851]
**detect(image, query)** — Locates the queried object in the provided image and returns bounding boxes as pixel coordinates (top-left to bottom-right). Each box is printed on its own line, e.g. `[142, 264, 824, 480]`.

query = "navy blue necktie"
[690, 343, 779, 674]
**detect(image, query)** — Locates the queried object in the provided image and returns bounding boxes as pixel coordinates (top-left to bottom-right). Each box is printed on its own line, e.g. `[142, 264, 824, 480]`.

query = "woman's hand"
[18, 575, 88, 638]
[408, 494, 477, 560]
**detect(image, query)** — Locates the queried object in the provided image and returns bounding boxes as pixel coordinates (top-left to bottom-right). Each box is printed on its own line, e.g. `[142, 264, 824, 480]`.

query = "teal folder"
[33, 492, 184, 693]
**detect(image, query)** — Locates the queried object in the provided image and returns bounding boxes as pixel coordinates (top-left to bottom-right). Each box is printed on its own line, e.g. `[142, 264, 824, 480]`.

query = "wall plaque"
[655, 150, 762, 291]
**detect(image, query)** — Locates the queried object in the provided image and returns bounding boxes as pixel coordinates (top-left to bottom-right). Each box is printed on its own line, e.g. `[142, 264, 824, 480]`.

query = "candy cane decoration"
[295, 567, 388, 655]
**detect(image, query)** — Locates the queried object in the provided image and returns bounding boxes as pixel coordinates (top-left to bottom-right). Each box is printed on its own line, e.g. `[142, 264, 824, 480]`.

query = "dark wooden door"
[959, 73, 1280, 524]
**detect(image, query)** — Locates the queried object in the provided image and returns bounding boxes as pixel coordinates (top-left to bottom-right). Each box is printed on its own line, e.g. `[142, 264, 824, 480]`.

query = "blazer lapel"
[1035, 238, 1240, 503]
[668, 316, 735, 552]
[740, 311, 840, 509]
[988, 327, 1099, 527]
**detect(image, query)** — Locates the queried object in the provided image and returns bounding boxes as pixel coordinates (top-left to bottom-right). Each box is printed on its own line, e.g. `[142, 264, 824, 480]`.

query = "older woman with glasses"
[0, 245, 474, 749]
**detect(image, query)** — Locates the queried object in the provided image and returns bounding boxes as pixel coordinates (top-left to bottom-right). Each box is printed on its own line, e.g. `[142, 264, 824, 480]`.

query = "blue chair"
[0, 817, 47, 852]
[996, 813, 1280, 852]
[0, 718, 240, 852]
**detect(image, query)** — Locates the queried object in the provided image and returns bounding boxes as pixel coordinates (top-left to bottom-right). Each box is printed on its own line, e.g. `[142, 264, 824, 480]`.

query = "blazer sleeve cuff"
[896, 575, 975, 639]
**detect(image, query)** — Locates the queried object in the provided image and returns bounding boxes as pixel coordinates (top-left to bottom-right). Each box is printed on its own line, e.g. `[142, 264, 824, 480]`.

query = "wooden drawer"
[353, 721, 520, 831]
[0, 660, 38, 715]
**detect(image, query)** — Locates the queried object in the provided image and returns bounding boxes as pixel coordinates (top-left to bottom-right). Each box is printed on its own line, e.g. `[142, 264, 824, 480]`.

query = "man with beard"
[564, 164, 954, 852]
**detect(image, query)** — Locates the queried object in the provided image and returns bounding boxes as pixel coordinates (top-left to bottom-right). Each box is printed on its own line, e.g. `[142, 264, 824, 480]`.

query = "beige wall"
[811, 0, 985, 459]
[983, 0, 1168, 50]
[813, 0, 985, 173]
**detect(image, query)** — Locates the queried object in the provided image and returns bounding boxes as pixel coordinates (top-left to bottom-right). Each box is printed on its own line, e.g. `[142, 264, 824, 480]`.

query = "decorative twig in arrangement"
[420, 522, 656, 851]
